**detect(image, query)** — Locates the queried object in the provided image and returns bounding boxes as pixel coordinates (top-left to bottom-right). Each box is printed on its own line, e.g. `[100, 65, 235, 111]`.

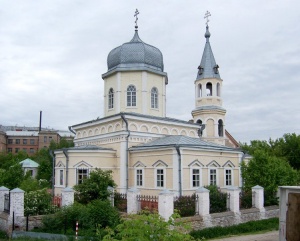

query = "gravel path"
[208, 230, 278, 241]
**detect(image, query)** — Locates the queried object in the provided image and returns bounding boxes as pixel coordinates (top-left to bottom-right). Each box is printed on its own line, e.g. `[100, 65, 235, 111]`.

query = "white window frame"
[59, 169, 64, 186]
[55, 161, 65, 187]
[108, 88, 114, 109]
[209, 168, 217, 186]
[156, 168, 165, 188]
[127, 85, 136, 107]
[189, 160, 203, 189]
[153, 160, 168, 189]
[224, 169, 233, 186]
[135, 168, 144, 187]
[76, 168, 89, 185]
[151, 87, 158, 109]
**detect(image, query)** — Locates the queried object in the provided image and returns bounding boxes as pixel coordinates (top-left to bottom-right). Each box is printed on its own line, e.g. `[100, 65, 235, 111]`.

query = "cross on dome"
[134, 9, 139, 30]
[204, 11, 211, 26]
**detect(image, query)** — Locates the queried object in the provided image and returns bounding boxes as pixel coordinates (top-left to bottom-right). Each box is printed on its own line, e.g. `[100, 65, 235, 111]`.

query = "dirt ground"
[208, 230, 278, 241]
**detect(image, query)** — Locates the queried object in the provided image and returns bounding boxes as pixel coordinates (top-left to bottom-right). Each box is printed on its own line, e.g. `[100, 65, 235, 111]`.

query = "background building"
[0, 125, 74, 155]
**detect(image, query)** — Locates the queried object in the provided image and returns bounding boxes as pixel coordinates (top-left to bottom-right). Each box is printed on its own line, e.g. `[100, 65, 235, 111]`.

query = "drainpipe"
[68, 126, 76, 135]
[120, 113, 130, 191]
[175, 145, 182, 196]
[49, 150, 55, 196]
[62, 148, 69, 187]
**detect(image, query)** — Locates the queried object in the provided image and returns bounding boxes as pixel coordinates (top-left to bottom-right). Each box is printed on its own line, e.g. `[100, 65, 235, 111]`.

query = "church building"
[54, 12, 248, 196]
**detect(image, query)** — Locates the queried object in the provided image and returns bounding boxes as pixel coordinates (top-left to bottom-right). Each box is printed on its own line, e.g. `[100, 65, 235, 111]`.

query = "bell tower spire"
[192, 12, 227, 146]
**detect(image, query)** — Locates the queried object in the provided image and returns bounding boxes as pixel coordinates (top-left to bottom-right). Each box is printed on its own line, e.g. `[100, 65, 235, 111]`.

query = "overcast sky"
[0, 0, 299, 143]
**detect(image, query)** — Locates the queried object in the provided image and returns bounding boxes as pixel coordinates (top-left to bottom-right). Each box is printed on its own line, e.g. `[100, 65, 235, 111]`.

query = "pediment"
[206, 160, 221, 168]
[73, 160, 93, 168]
[188, 159, 204, 167]
[152, 160, 168, 167]
[222, 160, 235, 168]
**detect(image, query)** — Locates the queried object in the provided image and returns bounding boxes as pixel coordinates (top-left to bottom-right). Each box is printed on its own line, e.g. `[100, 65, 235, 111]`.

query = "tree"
[241, 150, 299, 205]
[102, 211, 198, 241]
[74, 168, 116, 204]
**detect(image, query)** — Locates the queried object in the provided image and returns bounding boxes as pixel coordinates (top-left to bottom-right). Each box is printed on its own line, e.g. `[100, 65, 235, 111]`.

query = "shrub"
[24, 189, 59, 216]
[204, 185, 227, 213]
[40, 201, 120, 237]
[190, 218, 279, 239]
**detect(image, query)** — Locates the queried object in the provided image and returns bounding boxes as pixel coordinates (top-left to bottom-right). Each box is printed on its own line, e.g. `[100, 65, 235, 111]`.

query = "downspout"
[68, 126, 76, 135]
[62, 148, 69, 187]
[120, 113, 130, 191]
[49, 150, 55, 196]
[175, 145, 182, 196]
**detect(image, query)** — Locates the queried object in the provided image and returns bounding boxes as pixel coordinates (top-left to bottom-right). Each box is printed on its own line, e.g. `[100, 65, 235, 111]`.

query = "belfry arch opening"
[218, 119, 224, 137]
[198, 84, 202, 97]
[206, 82, 212, 96]
[217, 83, 221, 97]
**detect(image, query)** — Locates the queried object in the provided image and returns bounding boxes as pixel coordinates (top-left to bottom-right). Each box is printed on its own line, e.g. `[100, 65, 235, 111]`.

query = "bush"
[24, 189, 59, 216]
[40, 201, 120, 237]
[102, 211, 198, 241]
[190, 218, 279, 239]
[74, 168, 116, 204]
[204, 185, 227, 213]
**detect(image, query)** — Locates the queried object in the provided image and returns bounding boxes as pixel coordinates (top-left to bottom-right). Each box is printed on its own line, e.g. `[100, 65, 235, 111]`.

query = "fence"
[137, 195, 158, 212]
[4, 193, 10, 213]
[114, 192, 127, 212]
[174, 194, 198, 217]
[209, 191, 228, 213]
[24, 193, 61, 216]
[239, 190, 253, 209]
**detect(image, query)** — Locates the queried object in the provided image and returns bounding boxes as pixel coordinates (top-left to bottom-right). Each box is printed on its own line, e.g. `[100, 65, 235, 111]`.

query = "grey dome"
[107, 30, 164, 72]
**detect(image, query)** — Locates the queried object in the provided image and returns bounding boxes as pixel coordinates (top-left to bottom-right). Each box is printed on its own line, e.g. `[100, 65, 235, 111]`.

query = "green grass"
[190, 217, 279, 240]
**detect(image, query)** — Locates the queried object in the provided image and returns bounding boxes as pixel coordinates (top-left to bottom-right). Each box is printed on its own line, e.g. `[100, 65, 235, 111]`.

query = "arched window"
[108, 88, 114, 109]
[206, 82, 212, 96]
[198, 84, 202, 97]
[217, 83, 221, 97]
[218, 119, 224, 137]
[151, 87, 158, 108]
[127, 85, 136, 107]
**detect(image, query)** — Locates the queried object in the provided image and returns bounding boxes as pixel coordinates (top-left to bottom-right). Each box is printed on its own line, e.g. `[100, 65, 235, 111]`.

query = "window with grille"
[136, 169, 143, 186]
[225, 169, 232, 186]
[192, 169, 200, 187]
[156, 169, 164, 187]
[210, 169, 217, 185]
[127, 85, 136, 107]
[77, 169, 88, 184]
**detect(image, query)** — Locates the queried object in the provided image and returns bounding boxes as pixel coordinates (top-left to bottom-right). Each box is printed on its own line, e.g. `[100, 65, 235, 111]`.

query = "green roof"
[19, 158, 39, 168]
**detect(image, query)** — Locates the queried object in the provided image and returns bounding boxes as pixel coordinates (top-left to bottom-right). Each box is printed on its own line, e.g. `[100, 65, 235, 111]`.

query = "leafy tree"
[102, 211, 199, 241]
[74, 168, 116, 204]
[241, 150, 299, 205]
[241, 133, 300, 170]
[0, 163, 24, 189]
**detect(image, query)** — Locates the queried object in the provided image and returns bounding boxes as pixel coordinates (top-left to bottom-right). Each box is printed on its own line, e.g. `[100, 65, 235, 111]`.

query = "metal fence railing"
[174, 194, 198, 217]
[239, 191, 254, 209]
[114, 192, 127, 212]
[137, 195, 158, 212]
[24, 194, 61, 216]
[209, 191, 228, 213]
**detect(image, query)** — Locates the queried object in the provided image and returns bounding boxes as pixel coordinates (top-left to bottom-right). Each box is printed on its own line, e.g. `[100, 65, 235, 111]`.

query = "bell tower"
[192, 12, 226, 145]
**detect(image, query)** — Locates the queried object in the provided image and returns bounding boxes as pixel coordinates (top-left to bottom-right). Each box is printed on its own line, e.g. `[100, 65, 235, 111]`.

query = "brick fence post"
[196, 187, 210, 216]
[127, 187, 140, 214]
[252, 185, 265, 219]
[10, 188, 24, 218]
[227, 186, 240, 213]
[252, 185, 264, 209]
[158, 189, 174, 221]
[61, 187, 74, 207]
[0, 186, 9, 212]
